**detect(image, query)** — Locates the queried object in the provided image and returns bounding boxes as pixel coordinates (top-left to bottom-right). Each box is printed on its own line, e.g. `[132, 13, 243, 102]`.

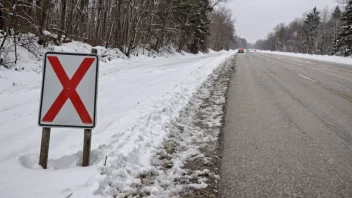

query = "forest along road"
[219, 52, 352, 198]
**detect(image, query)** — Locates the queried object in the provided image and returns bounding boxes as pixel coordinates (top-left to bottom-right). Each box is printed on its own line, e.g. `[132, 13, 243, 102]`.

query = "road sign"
[38, 52, 99, 128]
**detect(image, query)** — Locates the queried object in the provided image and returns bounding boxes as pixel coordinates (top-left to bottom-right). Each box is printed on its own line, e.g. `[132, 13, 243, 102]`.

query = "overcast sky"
[227, 0, 339, 43]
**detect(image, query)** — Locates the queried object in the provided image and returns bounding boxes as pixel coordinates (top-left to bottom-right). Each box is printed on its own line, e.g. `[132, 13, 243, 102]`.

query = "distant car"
[238, 48, 244, 53]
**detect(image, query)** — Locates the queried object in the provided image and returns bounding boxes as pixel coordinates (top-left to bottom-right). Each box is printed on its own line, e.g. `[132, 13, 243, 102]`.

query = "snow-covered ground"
[97, 57, 236, 198]
[258, 50, 352, 66]
[0, 46, 235, 198]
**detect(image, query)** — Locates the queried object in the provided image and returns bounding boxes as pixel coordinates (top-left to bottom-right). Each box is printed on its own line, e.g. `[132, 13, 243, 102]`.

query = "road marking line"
[298, 74, 317, 83]
[259, 53, 352, 73]
[303, 61, 352, 73]
[273, 55, 352, 74]
[268, 56, 351, 78]
[317, 82, 352, 103]
[259, 54, 352, 103]
[297, 74, 352, 103]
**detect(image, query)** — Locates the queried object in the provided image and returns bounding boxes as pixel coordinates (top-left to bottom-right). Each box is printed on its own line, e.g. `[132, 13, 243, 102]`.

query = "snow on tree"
[303, 7, 321, 54]
[338, 0, 352, 56]
[256, 6, 345, 56]
[332, 6, 342, 54]
[0, 0, 237, 68]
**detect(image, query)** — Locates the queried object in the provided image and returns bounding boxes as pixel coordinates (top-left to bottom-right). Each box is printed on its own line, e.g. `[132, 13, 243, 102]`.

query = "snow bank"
[136, 58, 235, 198]
[0, 33, 183, 74]
[0, 35, 192, 94]
[0, 40, 236, 197]
[0, 37, 125, 93]
[258, 50, 352, 66]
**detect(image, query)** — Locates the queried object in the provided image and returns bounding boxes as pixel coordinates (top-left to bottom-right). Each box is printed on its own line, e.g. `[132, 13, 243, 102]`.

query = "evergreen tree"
[338, 0, 352, 56]
[332, 6, 342, 54]
[303, 7, 321, 54]
[174, 0, 211, 53]
[332, 6, 342, 20]
[189, 0, 211, 53]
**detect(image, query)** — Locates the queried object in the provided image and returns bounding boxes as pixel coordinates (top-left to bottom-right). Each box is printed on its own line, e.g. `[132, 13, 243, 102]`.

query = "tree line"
[255, 0, 352, 56]
[0, 0, 238, 63]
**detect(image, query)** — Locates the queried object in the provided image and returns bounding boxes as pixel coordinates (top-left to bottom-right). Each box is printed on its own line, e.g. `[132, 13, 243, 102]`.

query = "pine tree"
[332, 6, 342, 20]
[338, 0, 352, 56]
[189, 0, 211, 53]
[0, 1, 4, 30]
[331, 6, 342, 54]
[174, 0, 211, 53]
[303, 7, 321, 54]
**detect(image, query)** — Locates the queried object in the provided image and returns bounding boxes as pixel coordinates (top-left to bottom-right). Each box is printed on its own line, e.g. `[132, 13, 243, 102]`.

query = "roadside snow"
[0, 47, 235, 198]
[259, 50, 352, 66]
[97, 57, 236, 197]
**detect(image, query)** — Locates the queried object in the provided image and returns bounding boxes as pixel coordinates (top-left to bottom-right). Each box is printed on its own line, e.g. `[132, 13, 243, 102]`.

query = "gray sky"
[227, 0, 339, 43]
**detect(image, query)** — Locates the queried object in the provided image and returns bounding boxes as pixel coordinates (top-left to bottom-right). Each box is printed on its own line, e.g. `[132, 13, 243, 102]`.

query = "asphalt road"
[219, 52, 352, 198]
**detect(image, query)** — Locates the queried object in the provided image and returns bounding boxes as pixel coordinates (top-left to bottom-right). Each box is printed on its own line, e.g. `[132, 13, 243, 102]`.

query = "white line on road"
[305, 61, 352, 73]
[298, 74, 317, 83]
[262, 54, 352, 74]
[267, 56, 347, 79]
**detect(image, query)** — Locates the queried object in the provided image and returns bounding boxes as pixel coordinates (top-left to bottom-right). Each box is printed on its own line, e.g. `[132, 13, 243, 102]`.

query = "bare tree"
[0, 0, 238, 66]
[208, 6, 236, 50]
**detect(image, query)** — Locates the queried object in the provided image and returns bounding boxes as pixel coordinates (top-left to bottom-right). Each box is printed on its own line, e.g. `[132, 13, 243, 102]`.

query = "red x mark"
[42, 56, 95, 124]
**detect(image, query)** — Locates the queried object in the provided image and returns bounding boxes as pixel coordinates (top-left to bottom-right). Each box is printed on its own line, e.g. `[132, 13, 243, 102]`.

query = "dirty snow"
[0, 41, 235, 198]
[258, 50, 352, 66]
[115, 58, 236, 198]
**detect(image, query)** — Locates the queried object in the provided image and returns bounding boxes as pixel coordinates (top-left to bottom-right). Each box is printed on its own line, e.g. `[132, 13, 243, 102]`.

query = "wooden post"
[82, 129, 92, 166]
[39, 127, 51, 169]
[82, 47, 97, 167]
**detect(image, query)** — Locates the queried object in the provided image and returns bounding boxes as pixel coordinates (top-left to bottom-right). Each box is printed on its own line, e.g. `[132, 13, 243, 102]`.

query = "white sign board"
[39, 52, 99, 128]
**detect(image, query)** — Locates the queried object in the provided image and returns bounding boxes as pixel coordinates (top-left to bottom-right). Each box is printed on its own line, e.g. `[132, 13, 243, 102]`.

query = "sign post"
[38, 49, 99, 169]
[82, 48, 97, 167]
[39, 127, 51, 169]
[82, 129, 92, 167]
